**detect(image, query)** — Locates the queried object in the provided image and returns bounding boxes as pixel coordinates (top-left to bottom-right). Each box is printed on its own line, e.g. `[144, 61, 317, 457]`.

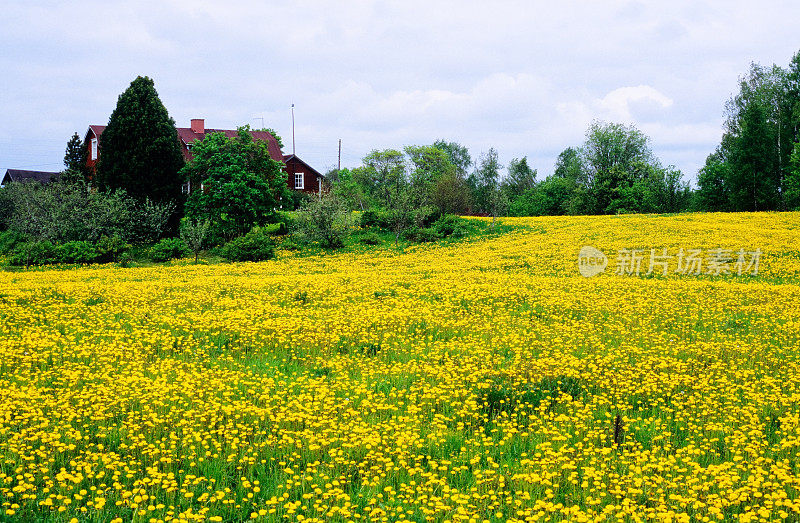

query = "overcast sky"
[2, 1, 800, 184]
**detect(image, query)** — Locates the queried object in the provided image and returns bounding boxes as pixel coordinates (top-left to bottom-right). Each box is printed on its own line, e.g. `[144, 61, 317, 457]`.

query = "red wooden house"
[84, 119, 324, 194]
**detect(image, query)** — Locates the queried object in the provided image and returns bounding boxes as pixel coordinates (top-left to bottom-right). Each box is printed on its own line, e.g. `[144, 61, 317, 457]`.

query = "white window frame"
[91, 138, 98, 160]
[294, 172, 304, 190]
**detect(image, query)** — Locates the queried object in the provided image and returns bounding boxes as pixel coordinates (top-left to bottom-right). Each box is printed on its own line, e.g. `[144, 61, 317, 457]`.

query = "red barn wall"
[85, 130, 99, 177]
[284, 157, 320, 193]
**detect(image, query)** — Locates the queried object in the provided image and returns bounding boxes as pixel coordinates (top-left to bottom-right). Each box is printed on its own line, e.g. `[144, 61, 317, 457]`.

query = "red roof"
[176, 128, 283, 162]
[86, 125, 106, 140]
[86, 125, 284, 163]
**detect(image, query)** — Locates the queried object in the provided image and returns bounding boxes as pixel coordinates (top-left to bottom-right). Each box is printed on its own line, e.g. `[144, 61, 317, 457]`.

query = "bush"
[0, 230, 28, 256]
[283, 189, 312, 211]
[0, 180, 173, 244]
[96, 235, 129, 263]
[295, 193, 351, 249]
[127, 199, 176, 245]
[220, 228, 275, 262]
[263, 222, 288, 235]
[360, 209, 391, 229]
[9, 240, 59, 267]
[180, 219, 210, 263]
[275, 211, 296, 231]
[57, 241, 101, 264]
[402, 227, 440, 243]
[412, 205, 441, 228]
[149, 238, 189, 262]
[432, 214, 468, 238]
[278, 238, 301, 251]
[358, 232, 383, 245]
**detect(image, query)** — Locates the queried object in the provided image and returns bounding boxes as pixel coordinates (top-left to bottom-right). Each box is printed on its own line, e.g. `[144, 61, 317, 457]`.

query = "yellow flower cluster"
[0, 212, 798, 522]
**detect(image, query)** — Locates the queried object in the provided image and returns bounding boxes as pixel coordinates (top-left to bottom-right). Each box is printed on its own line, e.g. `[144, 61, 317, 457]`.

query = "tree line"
[329, 120, 692, 224]
[696, 51, 800, 212]
[3, 49, 800, 266]
[327, 50, 800, 220]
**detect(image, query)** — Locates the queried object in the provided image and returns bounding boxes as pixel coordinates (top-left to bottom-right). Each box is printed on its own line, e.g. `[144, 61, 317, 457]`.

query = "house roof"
[86, 125, 105, 141]
[2, 169, 60, 184]
[283, 154, 324, 178]
[86, 124, 284, 164]
[177, 128, 284, 163]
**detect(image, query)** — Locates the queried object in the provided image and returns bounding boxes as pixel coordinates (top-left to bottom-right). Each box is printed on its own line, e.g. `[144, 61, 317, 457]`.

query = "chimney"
[191, 119, 205, 134]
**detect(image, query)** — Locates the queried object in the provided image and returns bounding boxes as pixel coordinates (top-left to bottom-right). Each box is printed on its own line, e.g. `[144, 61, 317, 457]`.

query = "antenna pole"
[291, 104, 296, 156]
[338, 139, 341, 171]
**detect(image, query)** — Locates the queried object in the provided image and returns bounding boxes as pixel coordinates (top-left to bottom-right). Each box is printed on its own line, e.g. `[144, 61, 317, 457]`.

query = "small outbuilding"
[1, 169, 60, 187]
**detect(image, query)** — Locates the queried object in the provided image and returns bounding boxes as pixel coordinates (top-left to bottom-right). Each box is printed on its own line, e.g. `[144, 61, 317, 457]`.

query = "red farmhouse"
[84, 119, 324, 194]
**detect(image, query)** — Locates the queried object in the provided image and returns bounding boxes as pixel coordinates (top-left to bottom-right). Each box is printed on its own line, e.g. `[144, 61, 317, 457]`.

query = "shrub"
[127, 199, 176, 245]
[9, 240, 59, 267]
[57, 241, 101, 264]
[180, 219, 210, 263]
[96, 235, 129, 263]
[149, 238, 189, 262]
[358, 232, 383, 245]
[263, 222, 288, 235]
[432, 214, 468, 238]
[295, 193, 351, 249]
[412, 205, 441, 228]
[0, 180, 173, 244]
[278, 239, 301, 252]
[0, 230, 28, 256]
[275, 211, 296, 231]
[220, 228, 275, 262]
[360, 209, 391, 229]
[283, 190, 312, 211]
[402, 227, 440, 243]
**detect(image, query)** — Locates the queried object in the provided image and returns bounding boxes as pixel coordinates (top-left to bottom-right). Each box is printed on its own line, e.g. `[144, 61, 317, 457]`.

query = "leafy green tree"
[294, 192, 351, 249]
[331, 168, 369, 211]
[469, 148, 502, 215]
[553, 147, 585, 183]
[727, 100, 779, 211]
[433, 140, 472, 177]
[358, 149, 406, 207]
[695, 154, 733, 213]
[579, 121, 677, 214]
[785, 142, 800, 210]
[724, 63, 791, 209]
[62, 132, 89, 185]
[183, 127, 289, 243]
[582, 121, 654, 186]
[509, 176, 577, 216]
[431, 166, 472, 215]
[386, 181, 415, 245]
[96, 76, 185, 205]
[404, 145, 454, 207]
[504, 157, 537, 197]
[180, 219, 210, 263]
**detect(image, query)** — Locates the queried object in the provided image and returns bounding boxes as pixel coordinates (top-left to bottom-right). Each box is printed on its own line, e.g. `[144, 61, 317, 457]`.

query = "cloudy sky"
[2, 1, 799, 184]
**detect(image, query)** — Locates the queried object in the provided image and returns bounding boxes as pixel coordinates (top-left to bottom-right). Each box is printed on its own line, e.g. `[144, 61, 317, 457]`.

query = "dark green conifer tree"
[96, 76, 184, 204]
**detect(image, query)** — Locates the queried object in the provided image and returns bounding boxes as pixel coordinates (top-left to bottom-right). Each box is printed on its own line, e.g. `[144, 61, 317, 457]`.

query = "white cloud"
[2, 0, 800, 181]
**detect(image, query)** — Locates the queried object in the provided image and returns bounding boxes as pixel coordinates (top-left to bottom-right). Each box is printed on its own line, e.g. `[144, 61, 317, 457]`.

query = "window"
[294, 172, 304, 189]
[91, 138, 98, 160]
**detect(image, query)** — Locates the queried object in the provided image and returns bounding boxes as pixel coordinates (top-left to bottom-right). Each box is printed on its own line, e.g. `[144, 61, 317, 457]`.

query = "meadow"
[0, 213, 799, 523]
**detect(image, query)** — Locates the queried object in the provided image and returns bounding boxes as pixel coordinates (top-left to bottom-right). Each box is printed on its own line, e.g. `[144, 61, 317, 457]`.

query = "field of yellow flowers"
[0, 212, 799, 523]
